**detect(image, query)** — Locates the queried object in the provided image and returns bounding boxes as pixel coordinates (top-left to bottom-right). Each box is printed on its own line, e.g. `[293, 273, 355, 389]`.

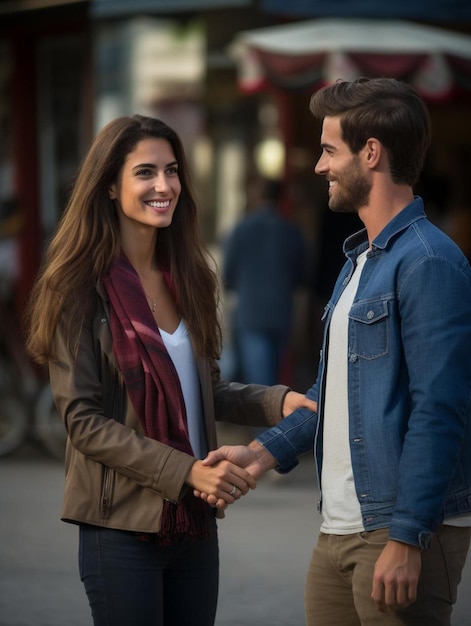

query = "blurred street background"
[1, 2, 471, 396]
[1, 2, 471, 625]
[1, 433, 470, 626]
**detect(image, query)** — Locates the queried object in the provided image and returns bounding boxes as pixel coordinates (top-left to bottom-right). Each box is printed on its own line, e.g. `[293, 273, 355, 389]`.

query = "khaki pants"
[305, 526, 470, 626]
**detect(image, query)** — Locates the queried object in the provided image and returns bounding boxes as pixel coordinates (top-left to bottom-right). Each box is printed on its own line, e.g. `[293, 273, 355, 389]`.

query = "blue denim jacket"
[257, 197, 471, 548]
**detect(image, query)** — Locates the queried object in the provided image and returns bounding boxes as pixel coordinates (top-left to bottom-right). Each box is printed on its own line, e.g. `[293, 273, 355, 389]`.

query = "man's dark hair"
[310, 78, 431, 186]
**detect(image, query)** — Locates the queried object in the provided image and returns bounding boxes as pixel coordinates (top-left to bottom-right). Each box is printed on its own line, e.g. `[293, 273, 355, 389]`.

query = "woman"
[26, 115, 315, 626]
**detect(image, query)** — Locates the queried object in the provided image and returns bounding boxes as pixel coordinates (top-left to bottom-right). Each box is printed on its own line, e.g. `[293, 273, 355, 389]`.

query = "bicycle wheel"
[0, 393, 29, 457]
[34, 383, 66, 461]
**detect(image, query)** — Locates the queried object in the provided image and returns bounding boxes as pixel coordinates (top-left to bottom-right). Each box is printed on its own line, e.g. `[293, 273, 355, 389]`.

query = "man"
[202, 78, 471, 625]
[223, 177, 307, 386]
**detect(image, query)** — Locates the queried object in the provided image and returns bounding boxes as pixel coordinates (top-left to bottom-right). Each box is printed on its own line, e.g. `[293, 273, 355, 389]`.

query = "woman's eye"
[166, 166, 178, 176]
[136, 168, 152, 176]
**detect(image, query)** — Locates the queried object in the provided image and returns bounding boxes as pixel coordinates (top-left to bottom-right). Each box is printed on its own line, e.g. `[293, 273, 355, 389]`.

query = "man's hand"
[371, 539, 422, 612]
[204, 441, 277, 479]
[282, 391, 317, 417]
[194, 441, 277, 508]
[185, 459, 256, 510]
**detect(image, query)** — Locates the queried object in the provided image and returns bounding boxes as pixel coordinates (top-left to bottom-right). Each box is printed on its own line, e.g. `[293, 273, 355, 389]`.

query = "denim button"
[349, 353, 358, 362]
[367, 310, 374, 320]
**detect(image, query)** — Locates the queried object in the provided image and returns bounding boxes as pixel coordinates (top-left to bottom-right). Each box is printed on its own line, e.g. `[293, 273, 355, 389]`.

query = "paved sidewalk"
[0, 439, 470, 626]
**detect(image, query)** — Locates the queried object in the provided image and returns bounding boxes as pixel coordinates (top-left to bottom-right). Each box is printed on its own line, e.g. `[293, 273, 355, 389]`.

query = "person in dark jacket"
[223, 177, 307, 386]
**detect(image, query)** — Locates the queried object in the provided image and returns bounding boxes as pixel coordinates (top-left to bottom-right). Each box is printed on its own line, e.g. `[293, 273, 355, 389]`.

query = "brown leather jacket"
[49, 284, 289, 533]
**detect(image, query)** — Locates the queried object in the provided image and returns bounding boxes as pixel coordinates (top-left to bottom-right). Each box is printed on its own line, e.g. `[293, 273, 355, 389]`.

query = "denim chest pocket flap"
[348, 299, 389, 360]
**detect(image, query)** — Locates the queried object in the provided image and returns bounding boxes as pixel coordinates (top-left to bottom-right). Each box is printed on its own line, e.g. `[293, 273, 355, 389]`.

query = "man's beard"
[328, 155, 371, 214]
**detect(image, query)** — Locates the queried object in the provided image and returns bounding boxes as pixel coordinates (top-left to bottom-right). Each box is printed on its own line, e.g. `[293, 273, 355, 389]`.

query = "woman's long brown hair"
[26, 115, 221, 363]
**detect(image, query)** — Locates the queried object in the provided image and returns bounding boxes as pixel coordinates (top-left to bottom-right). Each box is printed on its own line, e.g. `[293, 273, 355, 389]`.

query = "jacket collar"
[343, 196, 426, 259]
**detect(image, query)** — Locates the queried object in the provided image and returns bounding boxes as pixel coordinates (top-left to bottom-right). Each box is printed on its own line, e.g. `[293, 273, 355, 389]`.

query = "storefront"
[0, 0, 267, 312]
[0, 1, 91, 310]
[1, 0, 470, 324]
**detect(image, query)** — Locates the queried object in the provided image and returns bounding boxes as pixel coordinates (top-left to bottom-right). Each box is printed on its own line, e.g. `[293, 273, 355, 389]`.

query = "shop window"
[37, 34, 86, 237]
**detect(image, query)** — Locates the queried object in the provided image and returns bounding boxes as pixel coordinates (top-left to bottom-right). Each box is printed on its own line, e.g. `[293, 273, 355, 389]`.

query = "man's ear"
[365, 137, 382, 169]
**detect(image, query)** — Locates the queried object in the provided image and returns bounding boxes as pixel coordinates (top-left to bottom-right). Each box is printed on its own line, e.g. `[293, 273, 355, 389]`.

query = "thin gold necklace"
[145, 293, 157, 312]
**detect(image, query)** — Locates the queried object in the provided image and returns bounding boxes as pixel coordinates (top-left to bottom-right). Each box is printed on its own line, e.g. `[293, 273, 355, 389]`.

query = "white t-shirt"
[160, 320, 208, 459]
[321, 249, 368, 534]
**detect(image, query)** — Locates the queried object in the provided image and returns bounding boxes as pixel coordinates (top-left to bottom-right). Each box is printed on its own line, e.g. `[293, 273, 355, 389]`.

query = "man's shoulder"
[404, 217, 468, 265]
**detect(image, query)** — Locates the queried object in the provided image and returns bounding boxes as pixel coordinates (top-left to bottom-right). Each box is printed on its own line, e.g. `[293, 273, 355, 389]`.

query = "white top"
[159, 320, 208, 459]
[321, 250, 368, 534]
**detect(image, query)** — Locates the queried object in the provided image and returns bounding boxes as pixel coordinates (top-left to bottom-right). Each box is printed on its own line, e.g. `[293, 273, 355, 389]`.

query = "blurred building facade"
[1, 0, 470, 367]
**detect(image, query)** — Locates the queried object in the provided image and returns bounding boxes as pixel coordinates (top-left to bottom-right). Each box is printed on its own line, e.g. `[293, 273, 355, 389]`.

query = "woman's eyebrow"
[132, 161, 178, 170]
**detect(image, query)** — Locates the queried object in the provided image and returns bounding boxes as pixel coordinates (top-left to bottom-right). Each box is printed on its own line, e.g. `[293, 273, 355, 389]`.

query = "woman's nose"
[153, 173, 169, 191]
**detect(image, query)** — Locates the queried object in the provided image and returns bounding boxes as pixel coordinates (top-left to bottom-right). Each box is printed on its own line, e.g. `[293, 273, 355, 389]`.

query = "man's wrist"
[248, 440, 277, 473]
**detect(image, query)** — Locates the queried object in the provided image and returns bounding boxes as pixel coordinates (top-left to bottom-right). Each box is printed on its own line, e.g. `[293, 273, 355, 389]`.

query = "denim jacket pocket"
[349, 299, 389, 360]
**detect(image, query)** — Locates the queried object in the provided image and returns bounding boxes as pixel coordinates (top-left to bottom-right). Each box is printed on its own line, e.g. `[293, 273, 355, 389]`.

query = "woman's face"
[109, 137, 182, 235]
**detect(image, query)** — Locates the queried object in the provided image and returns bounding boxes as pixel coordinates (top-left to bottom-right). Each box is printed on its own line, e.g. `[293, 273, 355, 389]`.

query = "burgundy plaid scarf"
[103, 252, 209, 544]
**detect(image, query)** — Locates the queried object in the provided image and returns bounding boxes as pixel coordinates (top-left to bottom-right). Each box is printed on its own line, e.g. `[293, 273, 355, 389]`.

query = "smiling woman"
[24, 114, 316, 626]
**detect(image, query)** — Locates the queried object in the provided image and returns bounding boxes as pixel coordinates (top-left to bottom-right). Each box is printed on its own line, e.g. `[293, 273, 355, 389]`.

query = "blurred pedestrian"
[202, 78, 471, 626]
[25, 115, 317, 626]
[223, 177, 307, 386]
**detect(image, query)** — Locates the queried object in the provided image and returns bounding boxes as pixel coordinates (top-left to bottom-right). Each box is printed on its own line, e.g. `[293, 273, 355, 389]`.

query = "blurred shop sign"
[130, 19, 205, 105]
[261, 0, 471, 22]
[0, 0, 87, 15]
[95, 18, 206, 127]
[91, 0, 250, 18]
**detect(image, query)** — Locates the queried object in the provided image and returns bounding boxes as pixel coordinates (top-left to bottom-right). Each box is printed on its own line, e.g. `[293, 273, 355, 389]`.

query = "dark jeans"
[79, 517, 219, 626]
[237, 328, 286, 386]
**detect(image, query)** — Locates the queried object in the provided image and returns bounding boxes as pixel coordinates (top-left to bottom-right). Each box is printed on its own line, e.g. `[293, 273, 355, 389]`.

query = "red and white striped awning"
[229, 18, 471, 102]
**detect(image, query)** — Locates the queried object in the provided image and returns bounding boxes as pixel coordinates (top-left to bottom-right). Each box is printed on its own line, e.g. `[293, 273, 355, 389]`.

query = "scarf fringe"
[137, 497, 210, 546]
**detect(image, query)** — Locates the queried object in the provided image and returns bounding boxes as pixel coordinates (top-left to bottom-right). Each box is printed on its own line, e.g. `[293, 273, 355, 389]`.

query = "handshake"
[191, 440, 278, 510]
[186, 390, 317, 510]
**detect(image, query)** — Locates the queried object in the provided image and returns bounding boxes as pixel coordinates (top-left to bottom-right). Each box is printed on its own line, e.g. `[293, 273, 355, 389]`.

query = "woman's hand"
[282, 391, 317, 417]
[193, 441, 277, 509]
[186, 459, 256, 509]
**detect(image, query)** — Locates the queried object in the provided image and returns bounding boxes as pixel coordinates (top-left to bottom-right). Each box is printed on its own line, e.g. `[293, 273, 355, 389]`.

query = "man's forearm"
[256, 407, 317, 473]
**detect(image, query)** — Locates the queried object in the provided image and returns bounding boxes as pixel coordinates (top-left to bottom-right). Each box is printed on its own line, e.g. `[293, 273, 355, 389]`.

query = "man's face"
[315, 116, 371, 213]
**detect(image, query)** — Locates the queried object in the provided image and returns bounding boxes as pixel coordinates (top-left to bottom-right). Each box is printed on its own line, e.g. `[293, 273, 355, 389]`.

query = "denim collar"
[343, 196, 426, 260]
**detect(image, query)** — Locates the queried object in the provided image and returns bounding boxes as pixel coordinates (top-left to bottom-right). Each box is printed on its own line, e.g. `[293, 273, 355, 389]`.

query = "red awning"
[229, 18, 471, 102]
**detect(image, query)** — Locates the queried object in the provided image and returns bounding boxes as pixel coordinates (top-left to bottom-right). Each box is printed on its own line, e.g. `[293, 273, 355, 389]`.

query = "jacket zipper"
[101, 466, 114, 518]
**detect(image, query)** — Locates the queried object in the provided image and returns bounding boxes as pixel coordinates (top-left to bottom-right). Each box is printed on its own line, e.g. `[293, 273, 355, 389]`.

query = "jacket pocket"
[349, 299, 389, 360]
